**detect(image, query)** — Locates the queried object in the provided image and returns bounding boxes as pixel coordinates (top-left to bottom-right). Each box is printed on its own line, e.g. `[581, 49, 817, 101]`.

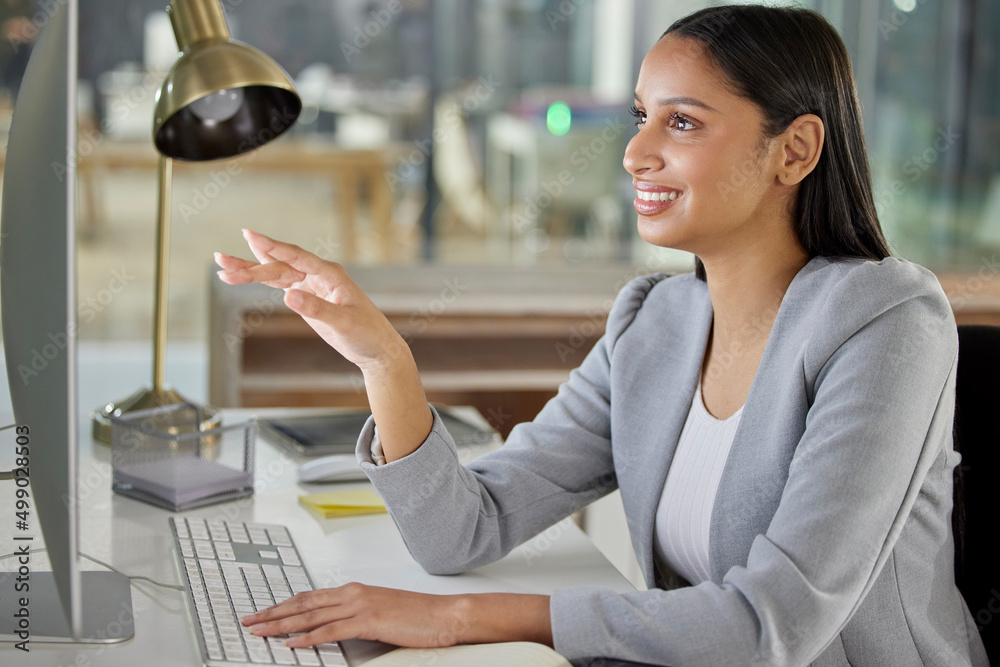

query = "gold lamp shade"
[153, 0, 301, 160]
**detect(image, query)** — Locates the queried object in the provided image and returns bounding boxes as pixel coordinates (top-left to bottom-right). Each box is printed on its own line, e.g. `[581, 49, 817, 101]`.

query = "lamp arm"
[152, 155, 172, 392]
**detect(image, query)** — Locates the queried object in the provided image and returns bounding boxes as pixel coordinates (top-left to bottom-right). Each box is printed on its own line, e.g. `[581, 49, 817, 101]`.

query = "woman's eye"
[669, 112, 695, 131]
[628, 105, 646, 127]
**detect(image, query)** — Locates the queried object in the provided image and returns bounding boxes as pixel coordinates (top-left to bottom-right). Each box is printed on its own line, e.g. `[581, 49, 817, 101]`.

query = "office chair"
[953, 324, 1000, 664]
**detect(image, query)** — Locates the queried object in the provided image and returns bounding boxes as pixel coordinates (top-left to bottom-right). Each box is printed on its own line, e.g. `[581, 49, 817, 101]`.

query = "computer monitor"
[0, 0, 133, 643]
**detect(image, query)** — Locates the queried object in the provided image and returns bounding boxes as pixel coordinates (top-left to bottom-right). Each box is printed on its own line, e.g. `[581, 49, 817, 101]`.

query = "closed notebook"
[298, 490, 388, 518]
[365, 642, 570, 667]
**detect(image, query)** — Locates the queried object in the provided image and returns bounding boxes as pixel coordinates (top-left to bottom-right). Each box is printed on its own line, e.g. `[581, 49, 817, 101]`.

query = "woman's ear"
[777, 114, 824, 186]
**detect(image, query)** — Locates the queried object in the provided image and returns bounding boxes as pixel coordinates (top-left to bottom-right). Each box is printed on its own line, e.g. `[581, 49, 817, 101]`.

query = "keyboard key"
[188, 519, 210, 540]
[269, 645, 297, 665]
[223, 646, 248, 662]
[194, 540, 216, 558]
[208, 520, 230, 540]
[319, 652, 348, 666]
[249, 649, 274, 663]
[215, 545, 236, 561]
[249, 529, 270, 545]
[262, 563, 284, 578]
[267, 528, 293, 547]
[218, 629, 242, 644]
[277, 547, 301, 567]
[178, 539, 195, 558]
[295, 647, 322, 666]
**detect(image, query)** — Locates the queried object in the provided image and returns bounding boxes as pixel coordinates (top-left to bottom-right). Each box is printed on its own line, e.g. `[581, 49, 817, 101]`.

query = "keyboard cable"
[0, 547, 185, 591]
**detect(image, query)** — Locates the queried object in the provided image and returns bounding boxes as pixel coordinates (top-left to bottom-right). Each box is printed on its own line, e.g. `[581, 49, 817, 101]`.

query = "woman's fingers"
[249, 607, 342, 637]
[213, 251, 255, 271]
[221, 232, 399, 368]
[216, 253, 306, 288]
[242, 229, 332, 275]
[242, 589, 343, 626]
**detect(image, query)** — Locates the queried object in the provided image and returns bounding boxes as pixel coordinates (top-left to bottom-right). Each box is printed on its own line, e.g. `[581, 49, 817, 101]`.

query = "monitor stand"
[0, 571, 133, 644]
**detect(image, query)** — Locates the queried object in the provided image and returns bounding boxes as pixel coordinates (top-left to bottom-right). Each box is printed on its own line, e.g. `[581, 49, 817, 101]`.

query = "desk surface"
[0, 408, 634, 665]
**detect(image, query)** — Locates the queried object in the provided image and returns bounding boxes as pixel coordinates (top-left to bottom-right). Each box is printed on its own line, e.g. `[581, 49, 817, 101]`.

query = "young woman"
[216, 6, 988, 666]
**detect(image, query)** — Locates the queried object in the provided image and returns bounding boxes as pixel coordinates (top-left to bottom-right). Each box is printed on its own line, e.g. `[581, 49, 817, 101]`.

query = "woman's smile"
[633, 180, 684, 215]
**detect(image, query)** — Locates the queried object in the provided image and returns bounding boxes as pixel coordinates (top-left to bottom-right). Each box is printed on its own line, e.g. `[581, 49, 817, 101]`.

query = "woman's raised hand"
[217, 229, 432, 461]
[214, 229, 404, 371]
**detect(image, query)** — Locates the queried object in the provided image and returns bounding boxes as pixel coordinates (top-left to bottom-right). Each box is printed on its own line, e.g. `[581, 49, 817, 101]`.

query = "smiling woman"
[215, 4, 988, 667]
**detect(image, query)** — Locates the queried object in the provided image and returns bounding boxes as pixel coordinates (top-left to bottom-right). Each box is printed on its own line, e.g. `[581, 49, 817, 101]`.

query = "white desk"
[0, 408, 634, 665]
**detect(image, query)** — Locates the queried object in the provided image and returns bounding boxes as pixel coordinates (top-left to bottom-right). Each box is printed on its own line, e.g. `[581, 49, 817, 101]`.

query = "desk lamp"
[92, 0, 301, 442]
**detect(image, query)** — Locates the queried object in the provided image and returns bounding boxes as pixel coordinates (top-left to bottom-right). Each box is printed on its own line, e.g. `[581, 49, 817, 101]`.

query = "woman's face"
[624, 34, 792, 257]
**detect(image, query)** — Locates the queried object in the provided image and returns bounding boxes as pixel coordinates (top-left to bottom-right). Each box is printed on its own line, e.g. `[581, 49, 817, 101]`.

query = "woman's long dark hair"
[663, 5, 892, 280]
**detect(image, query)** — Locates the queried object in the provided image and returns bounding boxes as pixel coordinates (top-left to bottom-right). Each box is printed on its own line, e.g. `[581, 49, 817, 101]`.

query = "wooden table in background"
[0, 138, 398, 261]
[938, 271, 1000, 327]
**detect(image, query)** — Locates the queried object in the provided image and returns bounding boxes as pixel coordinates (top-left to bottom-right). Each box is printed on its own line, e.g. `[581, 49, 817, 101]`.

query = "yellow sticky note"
[298, 490, 387, 519]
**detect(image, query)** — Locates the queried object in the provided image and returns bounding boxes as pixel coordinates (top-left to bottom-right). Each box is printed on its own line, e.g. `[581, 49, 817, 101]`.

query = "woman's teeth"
[637, 190, 679, 202]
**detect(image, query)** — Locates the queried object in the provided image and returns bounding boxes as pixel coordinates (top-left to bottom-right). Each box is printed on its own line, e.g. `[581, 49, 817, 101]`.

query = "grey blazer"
[357, 256, 989, 667]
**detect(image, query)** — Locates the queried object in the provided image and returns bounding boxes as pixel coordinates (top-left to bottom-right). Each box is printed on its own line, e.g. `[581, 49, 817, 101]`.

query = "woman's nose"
[623, 131, 663, 177]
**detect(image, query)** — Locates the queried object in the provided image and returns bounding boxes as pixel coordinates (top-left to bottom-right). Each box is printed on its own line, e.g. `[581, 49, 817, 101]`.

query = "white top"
[653, 382, 743, 585]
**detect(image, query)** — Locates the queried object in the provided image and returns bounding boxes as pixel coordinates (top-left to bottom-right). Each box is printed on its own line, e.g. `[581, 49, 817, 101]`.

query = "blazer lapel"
[612, 278, 713, 587]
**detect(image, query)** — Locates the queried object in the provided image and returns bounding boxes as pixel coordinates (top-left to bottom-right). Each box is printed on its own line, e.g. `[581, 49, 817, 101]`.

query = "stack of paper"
[298, 490, 387, 519]
[115, 457, 253, 509]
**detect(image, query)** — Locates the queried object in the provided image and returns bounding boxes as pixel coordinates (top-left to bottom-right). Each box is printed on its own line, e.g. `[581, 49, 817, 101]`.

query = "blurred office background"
[1, 0, 997, 343]
[1, 0, 998, 584]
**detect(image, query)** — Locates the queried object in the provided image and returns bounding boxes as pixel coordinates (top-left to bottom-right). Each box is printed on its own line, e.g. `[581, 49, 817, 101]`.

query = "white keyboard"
[170, 517, 351, 666]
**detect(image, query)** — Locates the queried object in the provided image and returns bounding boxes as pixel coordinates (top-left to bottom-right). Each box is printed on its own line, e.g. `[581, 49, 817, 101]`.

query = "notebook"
[260, 406, 500, 458]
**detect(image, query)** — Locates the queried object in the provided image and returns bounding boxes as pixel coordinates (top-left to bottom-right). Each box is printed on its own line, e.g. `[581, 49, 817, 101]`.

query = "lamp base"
[90, 385, 222, 444]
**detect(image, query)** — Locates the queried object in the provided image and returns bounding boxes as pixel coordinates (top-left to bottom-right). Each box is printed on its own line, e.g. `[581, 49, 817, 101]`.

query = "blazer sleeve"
[356, 274, 667, 575]
[549, 260, 962, 666]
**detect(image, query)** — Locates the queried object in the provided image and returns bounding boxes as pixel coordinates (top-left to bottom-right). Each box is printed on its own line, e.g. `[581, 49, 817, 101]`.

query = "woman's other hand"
[240, 583, 552, 650]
